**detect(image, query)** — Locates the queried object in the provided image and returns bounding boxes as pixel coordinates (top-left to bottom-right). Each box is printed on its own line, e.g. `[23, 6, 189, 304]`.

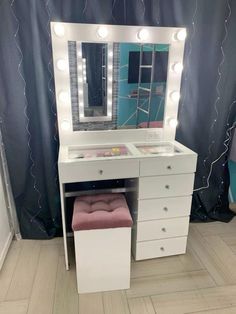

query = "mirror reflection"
[80, 43, 108, 118]
[117, 43, 169, 129]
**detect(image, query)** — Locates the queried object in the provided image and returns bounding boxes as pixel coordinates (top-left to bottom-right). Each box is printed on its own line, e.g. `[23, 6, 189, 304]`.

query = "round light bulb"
[108, 77, 112, 82]
[78, 77, 83, 83]
[170, 91, 180, 102]
[137, 28, 149, 41]
[97, 26, 108, 38]
[53, 23, 65, 37]
[108, 88, 112, 94]
[82, 59, 86, 63]
[172, 62, 183, 73]
[79, 89, 83, 95]
[108, 64, 113, 70]
[108, 100, 112, 106]
[58, 91, 69, 103]
[78, 64, 82, 70]
[83, 70, 86, 75]
[56, 59, 67, 71]
[175, 29, 187, 41]
[168, 118, 178, 128]
[61, 120, 70, 131]
[108, 51, 113, 58]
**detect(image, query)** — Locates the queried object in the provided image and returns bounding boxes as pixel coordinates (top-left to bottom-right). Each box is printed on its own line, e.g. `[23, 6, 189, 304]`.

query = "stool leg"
[60, 183, 69, 270]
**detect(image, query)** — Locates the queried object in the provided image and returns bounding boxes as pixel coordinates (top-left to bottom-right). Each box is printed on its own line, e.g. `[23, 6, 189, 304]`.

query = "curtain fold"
[0, 0, 235, 238]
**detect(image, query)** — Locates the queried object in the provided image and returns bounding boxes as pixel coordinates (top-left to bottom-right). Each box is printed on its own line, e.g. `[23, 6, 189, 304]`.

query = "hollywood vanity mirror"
[51, 23, 197, 270]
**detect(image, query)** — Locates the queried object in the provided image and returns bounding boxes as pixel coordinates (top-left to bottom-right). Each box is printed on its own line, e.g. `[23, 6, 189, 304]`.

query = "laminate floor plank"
[0, 244, 21, 301]
[78, 292, 104, 314]
[27, 245, 60, 314]
[5, 240, 41, 301]
[0, 300, 28, 314]
[189, 306, 236, 314]
[103, 290, 130, 314]
[53, 256, 78, 314]
[178, 245, 204, 272]
[188, 227, 236, 285]
[128, 297, 155, 314]
[191, 218, 236, 237]
[127, 270, 215, 298]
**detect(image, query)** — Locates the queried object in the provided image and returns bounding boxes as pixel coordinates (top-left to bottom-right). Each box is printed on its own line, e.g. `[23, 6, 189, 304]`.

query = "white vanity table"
[51, 22, 197, 270]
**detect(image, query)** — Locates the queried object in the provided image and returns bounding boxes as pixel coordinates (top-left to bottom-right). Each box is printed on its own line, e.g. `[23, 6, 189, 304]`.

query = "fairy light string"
[9, 0, 44, 228]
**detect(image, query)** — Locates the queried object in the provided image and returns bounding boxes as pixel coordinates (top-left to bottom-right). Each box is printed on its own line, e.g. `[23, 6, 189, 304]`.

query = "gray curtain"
[0, 0, 235, 238]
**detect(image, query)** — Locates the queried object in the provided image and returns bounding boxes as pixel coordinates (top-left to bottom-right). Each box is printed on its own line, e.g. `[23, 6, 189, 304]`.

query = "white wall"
[0, 169, 12, 270]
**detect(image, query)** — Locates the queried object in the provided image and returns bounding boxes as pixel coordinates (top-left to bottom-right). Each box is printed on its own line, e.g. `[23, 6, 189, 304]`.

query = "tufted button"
[163, 207, 168, 212]
[99, 169, 103, 175]
[165, 185, 170, 189]
[161, 227, 166, 232]
[160, 247, 165, 251]
[167, 165, 172, 170]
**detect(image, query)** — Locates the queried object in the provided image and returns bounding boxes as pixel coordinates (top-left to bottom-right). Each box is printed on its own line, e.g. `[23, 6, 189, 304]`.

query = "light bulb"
[53, 23, 65, 37]
[58, 91, 69, 103]
[175, 29, 187, 41]
[137, 28, 149, 41]
[108, 51, 113, 58]
[83, 70, 86, 75]
[78, 77, 83, 83]
[78, 51, 82, 58]
[108, 88, 112, 94]
[80, 113, 84, 118]
[172, 62, 183, 73]
[108, 64, 113, 70]
[56, 59, 67, 71]
[107, 100, 112, 106]
[170, 91, 180, 102]
[97, 26, 108, 38]
[61, 120, 70, 131]
[79, 89, 83, 95]
[168, 118, 178, 128]
[82, 59, 86, 63]
[108, 77, 112, 82]
[78, 64, 82, 70]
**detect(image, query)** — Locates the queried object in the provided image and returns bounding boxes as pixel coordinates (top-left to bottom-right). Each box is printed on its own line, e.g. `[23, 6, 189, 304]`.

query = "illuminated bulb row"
[53, 22, 187, 42]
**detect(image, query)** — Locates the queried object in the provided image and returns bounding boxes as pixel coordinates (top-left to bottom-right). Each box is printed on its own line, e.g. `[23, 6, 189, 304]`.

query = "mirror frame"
[50, 23, 186, 144]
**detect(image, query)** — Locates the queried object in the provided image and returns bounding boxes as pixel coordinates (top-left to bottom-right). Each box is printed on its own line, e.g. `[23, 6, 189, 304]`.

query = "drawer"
[138, 196, 192, 221]
[136, 217, 189, 241]
[59, 159, 139, 183]
[139, 173, 195, 199]
[135, 237, 187, 260]
[140, 154, 197, 176]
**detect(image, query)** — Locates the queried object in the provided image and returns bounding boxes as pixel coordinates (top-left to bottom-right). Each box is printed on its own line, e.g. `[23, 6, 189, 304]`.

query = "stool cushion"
[72, 194, 133, 231]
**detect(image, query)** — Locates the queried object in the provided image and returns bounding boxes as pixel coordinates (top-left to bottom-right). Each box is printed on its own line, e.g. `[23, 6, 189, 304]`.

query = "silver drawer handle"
[99, 170, 103, 175]
[165, 185, 170, 189]
[160, 247, 165, 251]
[163, 207, 168, 212]
[167, 165, 172, 170]
[161, 227, 166, 232]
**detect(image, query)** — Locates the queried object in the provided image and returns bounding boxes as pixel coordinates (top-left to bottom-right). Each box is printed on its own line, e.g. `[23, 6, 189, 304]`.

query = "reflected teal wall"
[117, 43, 168, 127]
[229, 160, 236, 201]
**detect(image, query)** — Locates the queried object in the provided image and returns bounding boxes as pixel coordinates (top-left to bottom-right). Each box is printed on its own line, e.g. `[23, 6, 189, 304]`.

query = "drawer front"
[59, 159, 139, 183]
[135, 237, 187, 260]
[136, 217, 189, 241]
[139, 174, 195, 199]
[138, 196, 192, 221]
[140, 154, 197, 176]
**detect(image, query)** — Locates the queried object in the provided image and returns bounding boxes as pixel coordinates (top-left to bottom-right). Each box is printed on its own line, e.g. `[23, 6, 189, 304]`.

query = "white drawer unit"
[137, 196, 192, 221]
[140, 154, 197, 176]
[135, 237, 188, 260]
[59, 159, 139, 183]
[136, 217, 189, 241]
[139, 173, 195, 199]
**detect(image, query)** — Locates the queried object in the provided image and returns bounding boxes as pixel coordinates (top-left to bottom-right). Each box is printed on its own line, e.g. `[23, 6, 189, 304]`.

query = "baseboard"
[0, 231, 13, 271]
[229, 203, 236, 214]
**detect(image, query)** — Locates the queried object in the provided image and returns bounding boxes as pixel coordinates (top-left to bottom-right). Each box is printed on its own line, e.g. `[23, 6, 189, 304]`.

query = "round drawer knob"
[163, 207, 168, 212]
[165, 185, 170, 189]
[161, 227, 166, 232]
[167, 165, 172, 170]
[160, 247, 165, 251]
[99, 170, 103, 175]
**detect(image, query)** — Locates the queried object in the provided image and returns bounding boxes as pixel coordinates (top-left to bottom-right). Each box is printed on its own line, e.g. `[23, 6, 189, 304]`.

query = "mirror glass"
[80, 43, 108, 118]
[117, 43, 169, 129]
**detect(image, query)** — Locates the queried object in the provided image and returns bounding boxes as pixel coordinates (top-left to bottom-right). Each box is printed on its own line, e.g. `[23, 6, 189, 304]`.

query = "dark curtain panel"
[0, 0, 235, 238]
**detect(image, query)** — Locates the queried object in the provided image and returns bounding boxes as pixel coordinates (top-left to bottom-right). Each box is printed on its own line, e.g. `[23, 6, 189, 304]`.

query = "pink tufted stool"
[72, 194, 133, 293]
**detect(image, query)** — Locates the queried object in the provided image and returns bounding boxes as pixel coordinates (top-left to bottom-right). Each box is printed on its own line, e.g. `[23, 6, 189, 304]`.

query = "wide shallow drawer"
[140, 154, 197, 176]
[139, 173, 195, 199]
[59, 159, 139, 183]
[136, 216, 189, 241]
[138, 196, 192, 221]
[135, 236, 187, 260]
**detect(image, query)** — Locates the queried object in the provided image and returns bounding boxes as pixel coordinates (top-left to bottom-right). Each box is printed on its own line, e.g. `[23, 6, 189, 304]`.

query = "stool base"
[74, 227, 131, 294]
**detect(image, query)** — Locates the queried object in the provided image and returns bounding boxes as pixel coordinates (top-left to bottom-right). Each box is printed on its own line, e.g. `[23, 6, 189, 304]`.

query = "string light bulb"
[61, 120, 70, 131]
[170, 91, 180, 102]
[97, 26, 108, 38]
[172, 62, 183, 73]
[58, 91, 69, 103]
[56, 59, 67, 71]
[137, 28, 149, 41]
[53, 23, 65, 37]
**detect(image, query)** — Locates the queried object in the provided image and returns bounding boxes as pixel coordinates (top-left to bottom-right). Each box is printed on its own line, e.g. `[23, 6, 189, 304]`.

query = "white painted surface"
[0, 170, 12, 270]
[74, 227, 131, 293]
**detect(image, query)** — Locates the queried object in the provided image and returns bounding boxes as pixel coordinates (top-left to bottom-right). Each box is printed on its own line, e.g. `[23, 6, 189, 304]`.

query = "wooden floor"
[1, 219, 236, 314]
